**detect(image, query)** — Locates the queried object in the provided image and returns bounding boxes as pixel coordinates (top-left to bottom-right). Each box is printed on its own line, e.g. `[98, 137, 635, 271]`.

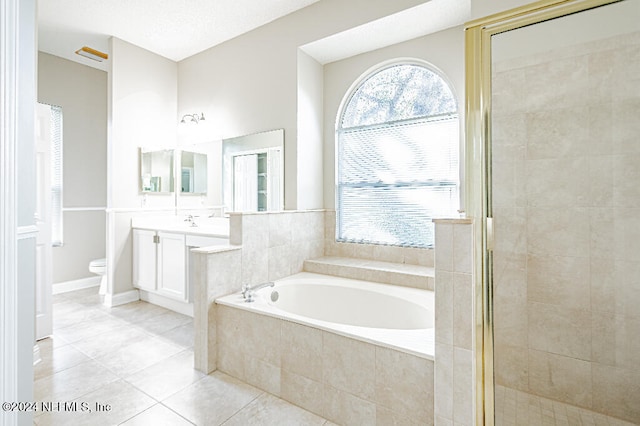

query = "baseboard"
[103, 289, 140, 307]
[52, 276, 101, 295]
[139, 290, 194, 317]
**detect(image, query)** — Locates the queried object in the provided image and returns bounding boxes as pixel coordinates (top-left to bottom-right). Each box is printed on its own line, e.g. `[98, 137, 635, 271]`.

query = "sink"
[131, 215, 230, 237]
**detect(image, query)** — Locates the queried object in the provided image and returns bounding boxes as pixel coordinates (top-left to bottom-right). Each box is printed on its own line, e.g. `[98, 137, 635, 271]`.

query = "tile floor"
[494, 385, 638, 426]
[34, 287, 334, 425]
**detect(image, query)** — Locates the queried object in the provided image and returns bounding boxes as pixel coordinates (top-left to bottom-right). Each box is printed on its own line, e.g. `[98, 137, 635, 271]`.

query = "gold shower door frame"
[464, 0, 625, 424]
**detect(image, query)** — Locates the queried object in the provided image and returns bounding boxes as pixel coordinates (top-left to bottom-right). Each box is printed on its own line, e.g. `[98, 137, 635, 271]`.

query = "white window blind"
[50, 105, 63, 247]
[337, 63, 459, 248]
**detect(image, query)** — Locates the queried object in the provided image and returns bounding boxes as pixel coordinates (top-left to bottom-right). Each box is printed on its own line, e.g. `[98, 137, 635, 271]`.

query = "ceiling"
[301, 0, 470, 65]
[37, 0, 321, 71]
[37, 0, 470, 72]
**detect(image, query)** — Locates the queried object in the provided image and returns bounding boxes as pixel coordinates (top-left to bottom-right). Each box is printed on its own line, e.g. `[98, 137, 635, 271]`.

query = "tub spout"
[242, 281, 275, 303]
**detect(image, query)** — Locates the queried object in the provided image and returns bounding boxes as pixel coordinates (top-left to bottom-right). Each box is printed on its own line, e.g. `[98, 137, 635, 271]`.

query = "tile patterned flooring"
[34, 287, 333, 425]
[494, 385, 639, 426]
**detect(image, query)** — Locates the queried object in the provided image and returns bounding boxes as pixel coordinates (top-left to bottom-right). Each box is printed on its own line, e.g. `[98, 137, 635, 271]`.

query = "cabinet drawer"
[185, 235, 229, 248]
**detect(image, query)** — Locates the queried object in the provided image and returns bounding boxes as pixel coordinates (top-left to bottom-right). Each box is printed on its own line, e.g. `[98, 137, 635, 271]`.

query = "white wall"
[109, 37, 178, 210]
[297, 50, 324, 209]
[102, 0, 524, 297]
[38, 52, 108, 284]
[107, 38, 178, 295]
[177, 0, 427, 211]
[322, 25, 466, 209]
[471, 0, 532, 20]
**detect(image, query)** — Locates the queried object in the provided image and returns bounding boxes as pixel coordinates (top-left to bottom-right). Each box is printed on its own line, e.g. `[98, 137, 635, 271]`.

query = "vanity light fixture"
[180, 113, 205, 124]
[75, 46, 108, 62]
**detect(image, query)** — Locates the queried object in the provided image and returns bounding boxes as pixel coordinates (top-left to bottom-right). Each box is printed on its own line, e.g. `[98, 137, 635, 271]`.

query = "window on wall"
[336, 62, 459, 248]
[50, 105, 63, 247]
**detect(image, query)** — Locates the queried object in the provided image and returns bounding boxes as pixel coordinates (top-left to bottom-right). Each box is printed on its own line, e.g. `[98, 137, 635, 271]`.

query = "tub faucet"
[242, 281, 274, 303]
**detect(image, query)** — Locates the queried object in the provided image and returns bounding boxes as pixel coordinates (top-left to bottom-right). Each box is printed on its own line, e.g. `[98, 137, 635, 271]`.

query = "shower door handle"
[486, 217, 494, 251]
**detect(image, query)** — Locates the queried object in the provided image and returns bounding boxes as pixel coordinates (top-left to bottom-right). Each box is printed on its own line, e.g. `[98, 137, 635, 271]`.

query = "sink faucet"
[242, 281, 275, 303]
[184, 215, 198, 227]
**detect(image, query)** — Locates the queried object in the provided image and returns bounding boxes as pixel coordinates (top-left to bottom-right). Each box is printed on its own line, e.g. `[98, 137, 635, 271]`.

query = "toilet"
[89, 258, 107, 295]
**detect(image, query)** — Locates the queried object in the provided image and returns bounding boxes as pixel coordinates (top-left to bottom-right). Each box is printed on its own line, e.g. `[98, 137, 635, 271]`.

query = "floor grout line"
[217, 391, 267, 426]
[37, 287, 328, 425]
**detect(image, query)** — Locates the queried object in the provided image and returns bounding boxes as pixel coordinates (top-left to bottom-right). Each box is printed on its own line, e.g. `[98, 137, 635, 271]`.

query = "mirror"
[223, 129, 284, 212]
[140, 149, 174, 193]
[180, 150, 208, 194]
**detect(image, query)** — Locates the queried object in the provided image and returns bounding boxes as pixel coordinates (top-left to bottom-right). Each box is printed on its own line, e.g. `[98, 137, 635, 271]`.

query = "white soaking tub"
[216, 272, 435, 359]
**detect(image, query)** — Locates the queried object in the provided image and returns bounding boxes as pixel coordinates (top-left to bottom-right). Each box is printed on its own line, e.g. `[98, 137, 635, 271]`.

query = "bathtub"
[216, 271, 435, 359]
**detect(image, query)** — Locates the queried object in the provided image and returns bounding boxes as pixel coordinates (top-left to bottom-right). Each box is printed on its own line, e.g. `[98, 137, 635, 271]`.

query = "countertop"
[131, 216, 230, 238]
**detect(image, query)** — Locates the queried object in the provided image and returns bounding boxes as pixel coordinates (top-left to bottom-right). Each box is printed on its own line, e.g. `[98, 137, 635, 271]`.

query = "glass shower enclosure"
[467, 0, 640, 424]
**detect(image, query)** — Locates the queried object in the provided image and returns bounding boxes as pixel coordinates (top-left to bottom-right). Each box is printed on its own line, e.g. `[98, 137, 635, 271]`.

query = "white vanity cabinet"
[157, 232, 187, 300]
[132, 222, 230, 316]
[132, 229, 158, 291]
[133, 229, 187, 301]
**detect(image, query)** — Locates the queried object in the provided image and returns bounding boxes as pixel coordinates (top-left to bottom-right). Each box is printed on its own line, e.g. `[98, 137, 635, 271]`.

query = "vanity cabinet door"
[133, 229, 157, 291]
[157, 232, 187, 301]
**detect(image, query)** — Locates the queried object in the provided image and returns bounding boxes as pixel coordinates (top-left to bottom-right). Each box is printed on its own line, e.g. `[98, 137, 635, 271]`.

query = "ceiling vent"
[75, 46, 108, 62]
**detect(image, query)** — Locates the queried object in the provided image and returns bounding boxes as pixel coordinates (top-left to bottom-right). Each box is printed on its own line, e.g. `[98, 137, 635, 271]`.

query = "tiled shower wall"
[492, 31, 640, 423]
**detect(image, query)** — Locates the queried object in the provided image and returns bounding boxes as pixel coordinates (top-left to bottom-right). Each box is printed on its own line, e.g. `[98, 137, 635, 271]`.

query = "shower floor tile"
[494, 385, 639, 426]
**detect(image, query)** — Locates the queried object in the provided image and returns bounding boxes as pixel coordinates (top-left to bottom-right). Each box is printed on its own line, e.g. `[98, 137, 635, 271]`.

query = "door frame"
[0, 0, 21, 414]
[1, 0, 37, 423]
[464, 0, 624, 424]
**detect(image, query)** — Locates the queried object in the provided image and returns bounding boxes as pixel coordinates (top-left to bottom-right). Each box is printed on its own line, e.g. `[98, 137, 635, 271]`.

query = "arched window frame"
[335, 59, 460, 248]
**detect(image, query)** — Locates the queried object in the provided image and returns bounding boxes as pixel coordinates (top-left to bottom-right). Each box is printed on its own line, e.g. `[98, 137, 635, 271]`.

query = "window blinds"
[50, 106, 63, 247]
[337, 116, 459, 248]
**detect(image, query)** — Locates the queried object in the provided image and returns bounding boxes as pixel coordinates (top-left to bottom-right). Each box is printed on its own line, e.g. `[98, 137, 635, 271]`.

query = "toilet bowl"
[89, 258, 107, 295]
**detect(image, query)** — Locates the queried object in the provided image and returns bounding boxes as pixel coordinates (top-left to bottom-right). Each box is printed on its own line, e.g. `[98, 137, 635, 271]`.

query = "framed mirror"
[140, 148, 174, 193]
[180, 150, 208, 194]
[222, 129, 284, 212]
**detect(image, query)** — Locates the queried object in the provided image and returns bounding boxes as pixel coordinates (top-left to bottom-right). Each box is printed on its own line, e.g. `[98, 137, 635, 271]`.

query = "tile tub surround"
[192, 208, 441, 423]
[324, 210, 435, 267]
[216, 304, 435, 425]
[192, 209, 436, 374]
[36, 287, 330, 425]
[192, 245, 242, 373]
[492, 30, 640, 424]
[217, 272, 436, 359]
[303, 256, 435, 291]
[192, 210, 325, 373]
[433, 219, 476, 426]
[229, 210, 326, 285]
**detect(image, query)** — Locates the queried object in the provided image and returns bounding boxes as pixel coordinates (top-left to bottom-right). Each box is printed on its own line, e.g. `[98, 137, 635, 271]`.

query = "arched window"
[336, 62, 459, 248]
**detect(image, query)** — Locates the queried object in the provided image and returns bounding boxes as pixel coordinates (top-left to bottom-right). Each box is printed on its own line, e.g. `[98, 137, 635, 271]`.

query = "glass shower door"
[490, 1, 640, 424]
